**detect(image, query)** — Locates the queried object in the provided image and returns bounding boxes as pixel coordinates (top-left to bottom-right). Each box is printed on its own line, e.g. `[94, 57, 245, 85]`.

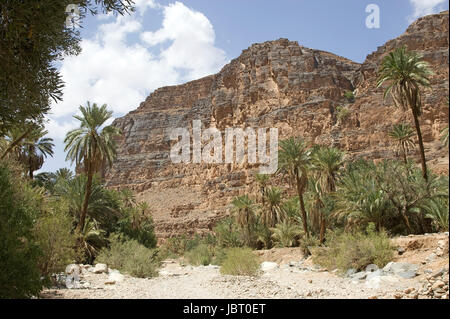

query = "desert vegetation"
[0, 0, 448, 299]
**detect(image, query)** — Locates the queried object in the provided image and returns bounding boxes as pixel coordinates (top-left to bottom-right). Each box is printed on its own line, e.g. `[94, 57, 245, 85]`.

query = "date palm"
[18, 126, 54, 179]
[278, 137, 311, 236]
[261, 186, 285, 228]
[310, 146, 344, 243]
[231, 195, 256, 246]
[389, 123, 416, 164]
[254, 173, 270, 206]
[377, 46, 433, 181]
[64, 102, 121, 233]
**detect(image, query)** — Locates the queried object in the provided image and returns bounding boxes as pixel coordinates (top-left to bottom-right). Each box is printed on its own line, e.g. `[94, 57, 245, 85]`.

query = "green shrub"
[271, 219, 302, 247]
[220, 247, 260, 276]
[311, 227, 394, 272]
[115, 206, 157, 249]
[344, 91, 355, 103]
[34, 207, 78, 281]
[96, 234, 159, 278]
[214, 217, 243, 248]
[185, 244, 213, 266]
[299, 235, 320, 256]
[0, 163, 43, 298]
[336, 106, 351, 123]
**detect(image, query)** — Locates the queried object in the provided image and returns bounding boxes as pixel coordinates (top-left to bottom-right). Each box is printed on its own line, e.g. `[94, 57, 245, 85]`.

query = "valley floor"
[40, 233, 449, 299]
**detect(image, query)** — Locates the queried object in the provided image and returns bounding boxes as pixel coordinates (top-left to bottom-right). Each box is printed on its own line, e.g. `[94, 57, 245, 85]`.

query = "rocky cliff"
[105, 11, 449, 238]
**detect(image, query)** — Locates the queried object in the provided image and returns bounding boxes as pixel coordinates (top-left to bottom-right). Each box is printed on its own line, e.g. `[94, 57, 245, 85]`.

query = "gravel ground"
[40, 261, 424, 299]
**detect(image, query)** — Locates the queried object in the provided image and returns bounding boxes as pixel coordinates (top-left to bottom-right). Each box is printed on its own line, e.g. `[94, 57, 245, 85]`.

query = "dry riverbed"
[41, 233, 449, 299]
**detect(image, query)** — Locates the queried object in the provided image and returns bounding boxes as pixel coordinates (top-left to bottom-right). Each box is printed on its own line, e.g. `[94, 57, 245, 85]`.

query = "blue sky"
[41, 0, 449, 173]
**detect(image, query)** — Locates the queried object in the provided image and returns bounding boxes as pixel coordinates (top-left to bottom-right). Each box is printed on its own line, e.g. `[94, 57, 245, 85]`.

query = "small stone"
[397, 247, 405, 255]
[431, 280, 445, 289]
[404, 288, 414, 294]
[394, 293, 403, 299]
[308, 279, 313, 284]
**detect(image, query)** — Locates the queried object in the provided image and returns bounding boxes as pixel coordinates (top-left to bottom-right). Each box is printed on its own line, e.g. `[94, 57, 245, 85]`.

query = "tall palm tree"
[231, 195, 256, 247]
[377, 46, 433, 181]
[254, 173, 270, 206]
[18, 126, 54, 179]
[389, 123, 416, 164]
[278, 137, 312, 236]
[310, 146, 344, 243]
[64, 102, 121, 233]
[261, 186, 285, 228]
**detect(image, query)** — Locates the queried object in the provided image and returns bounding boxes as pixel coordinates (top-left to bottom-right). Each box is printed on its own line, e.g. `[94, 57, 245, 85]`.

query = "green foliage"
[344, 91, 355, 103]
[311, 227, 395, 272]
[185, 244, 213, 266]
[213, 217, 243, 248]
[54, 173, 121, 233]
[0, 163, 43, 298]
[389, 123, 416, 162]
[34, 205, 78, 281]
[336, 106, 351, 123]
[115, 203, 157, 249]
[220, 247, 260, 276]
[261, 186, 285, 228]
[0, 0, 134, 135]
[270, 220, 302, 247]
[96, 234, 160, 278]
[299, 235, 320, 256]
[231, 195, 257, 247]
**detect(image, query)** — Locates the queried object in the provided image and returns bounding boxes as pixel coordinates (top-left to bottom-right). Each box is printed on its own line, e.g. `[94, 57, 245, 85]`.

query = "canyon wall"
[105, 11, 449, 238]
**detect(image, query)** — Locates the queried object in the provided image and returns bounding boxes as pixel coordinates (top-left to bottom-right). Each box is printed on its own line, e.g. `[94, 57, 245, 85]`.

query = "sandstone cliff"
[105, 11, 449, 238]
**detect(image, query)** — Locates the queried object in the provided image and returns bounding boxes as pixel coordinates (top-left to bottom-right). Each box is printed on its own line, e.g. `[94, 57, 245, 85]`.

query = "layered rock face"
[105, 12, 449, 238]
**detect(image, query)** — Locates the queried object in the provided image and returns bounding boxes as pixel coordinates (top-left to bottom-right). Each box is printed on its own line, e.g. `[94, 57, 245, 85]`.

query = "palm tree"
[310, 146, 344, 242]
[254, 173, 270, 205]
[389, 123, 415, 164]
[64, 102, 121, 233]
[18, 126, 54, 179]
[55, 168, 73, 181]
[231, 195, 256, 246]
[377, 46, 433, 181]
[278, 137, 311, 236]
[261, 186, 285, 228]
[270, 220, 301, 247]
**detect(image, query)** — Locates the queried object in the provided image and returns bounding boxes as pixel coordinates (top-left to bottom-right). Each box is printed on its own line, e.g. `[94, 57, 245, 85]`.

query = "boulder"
[386, 262, 419, 278]
[260, 262, 279, 271]
[365, 264, 379, 273]
[105, 270, 124, 285]
[365, 276, 381, 289]
[345, 268, 357, 277]
[93, 263, 108, 274]
[352, 271, 367, 280]
[366, 269, 383, 281]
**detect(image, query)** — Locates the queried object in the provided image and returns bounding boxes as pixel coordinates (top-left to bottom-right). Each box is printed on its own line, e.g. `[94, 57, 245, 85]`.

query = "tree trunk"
[77, 162, 93, 233]
[319, 214, 326, 244]
[401, 143, 407, 165]
[400, 208, 413, 234]
[411, 109, 428, 181]
[296, 173, 309, 237]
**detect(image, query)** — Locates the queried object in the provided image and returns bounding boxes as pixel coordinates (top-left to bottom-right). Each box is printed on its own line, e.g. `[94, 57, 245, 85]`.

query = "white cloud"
[409, 0, 447, 21]
[47, 1, 227, 140]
